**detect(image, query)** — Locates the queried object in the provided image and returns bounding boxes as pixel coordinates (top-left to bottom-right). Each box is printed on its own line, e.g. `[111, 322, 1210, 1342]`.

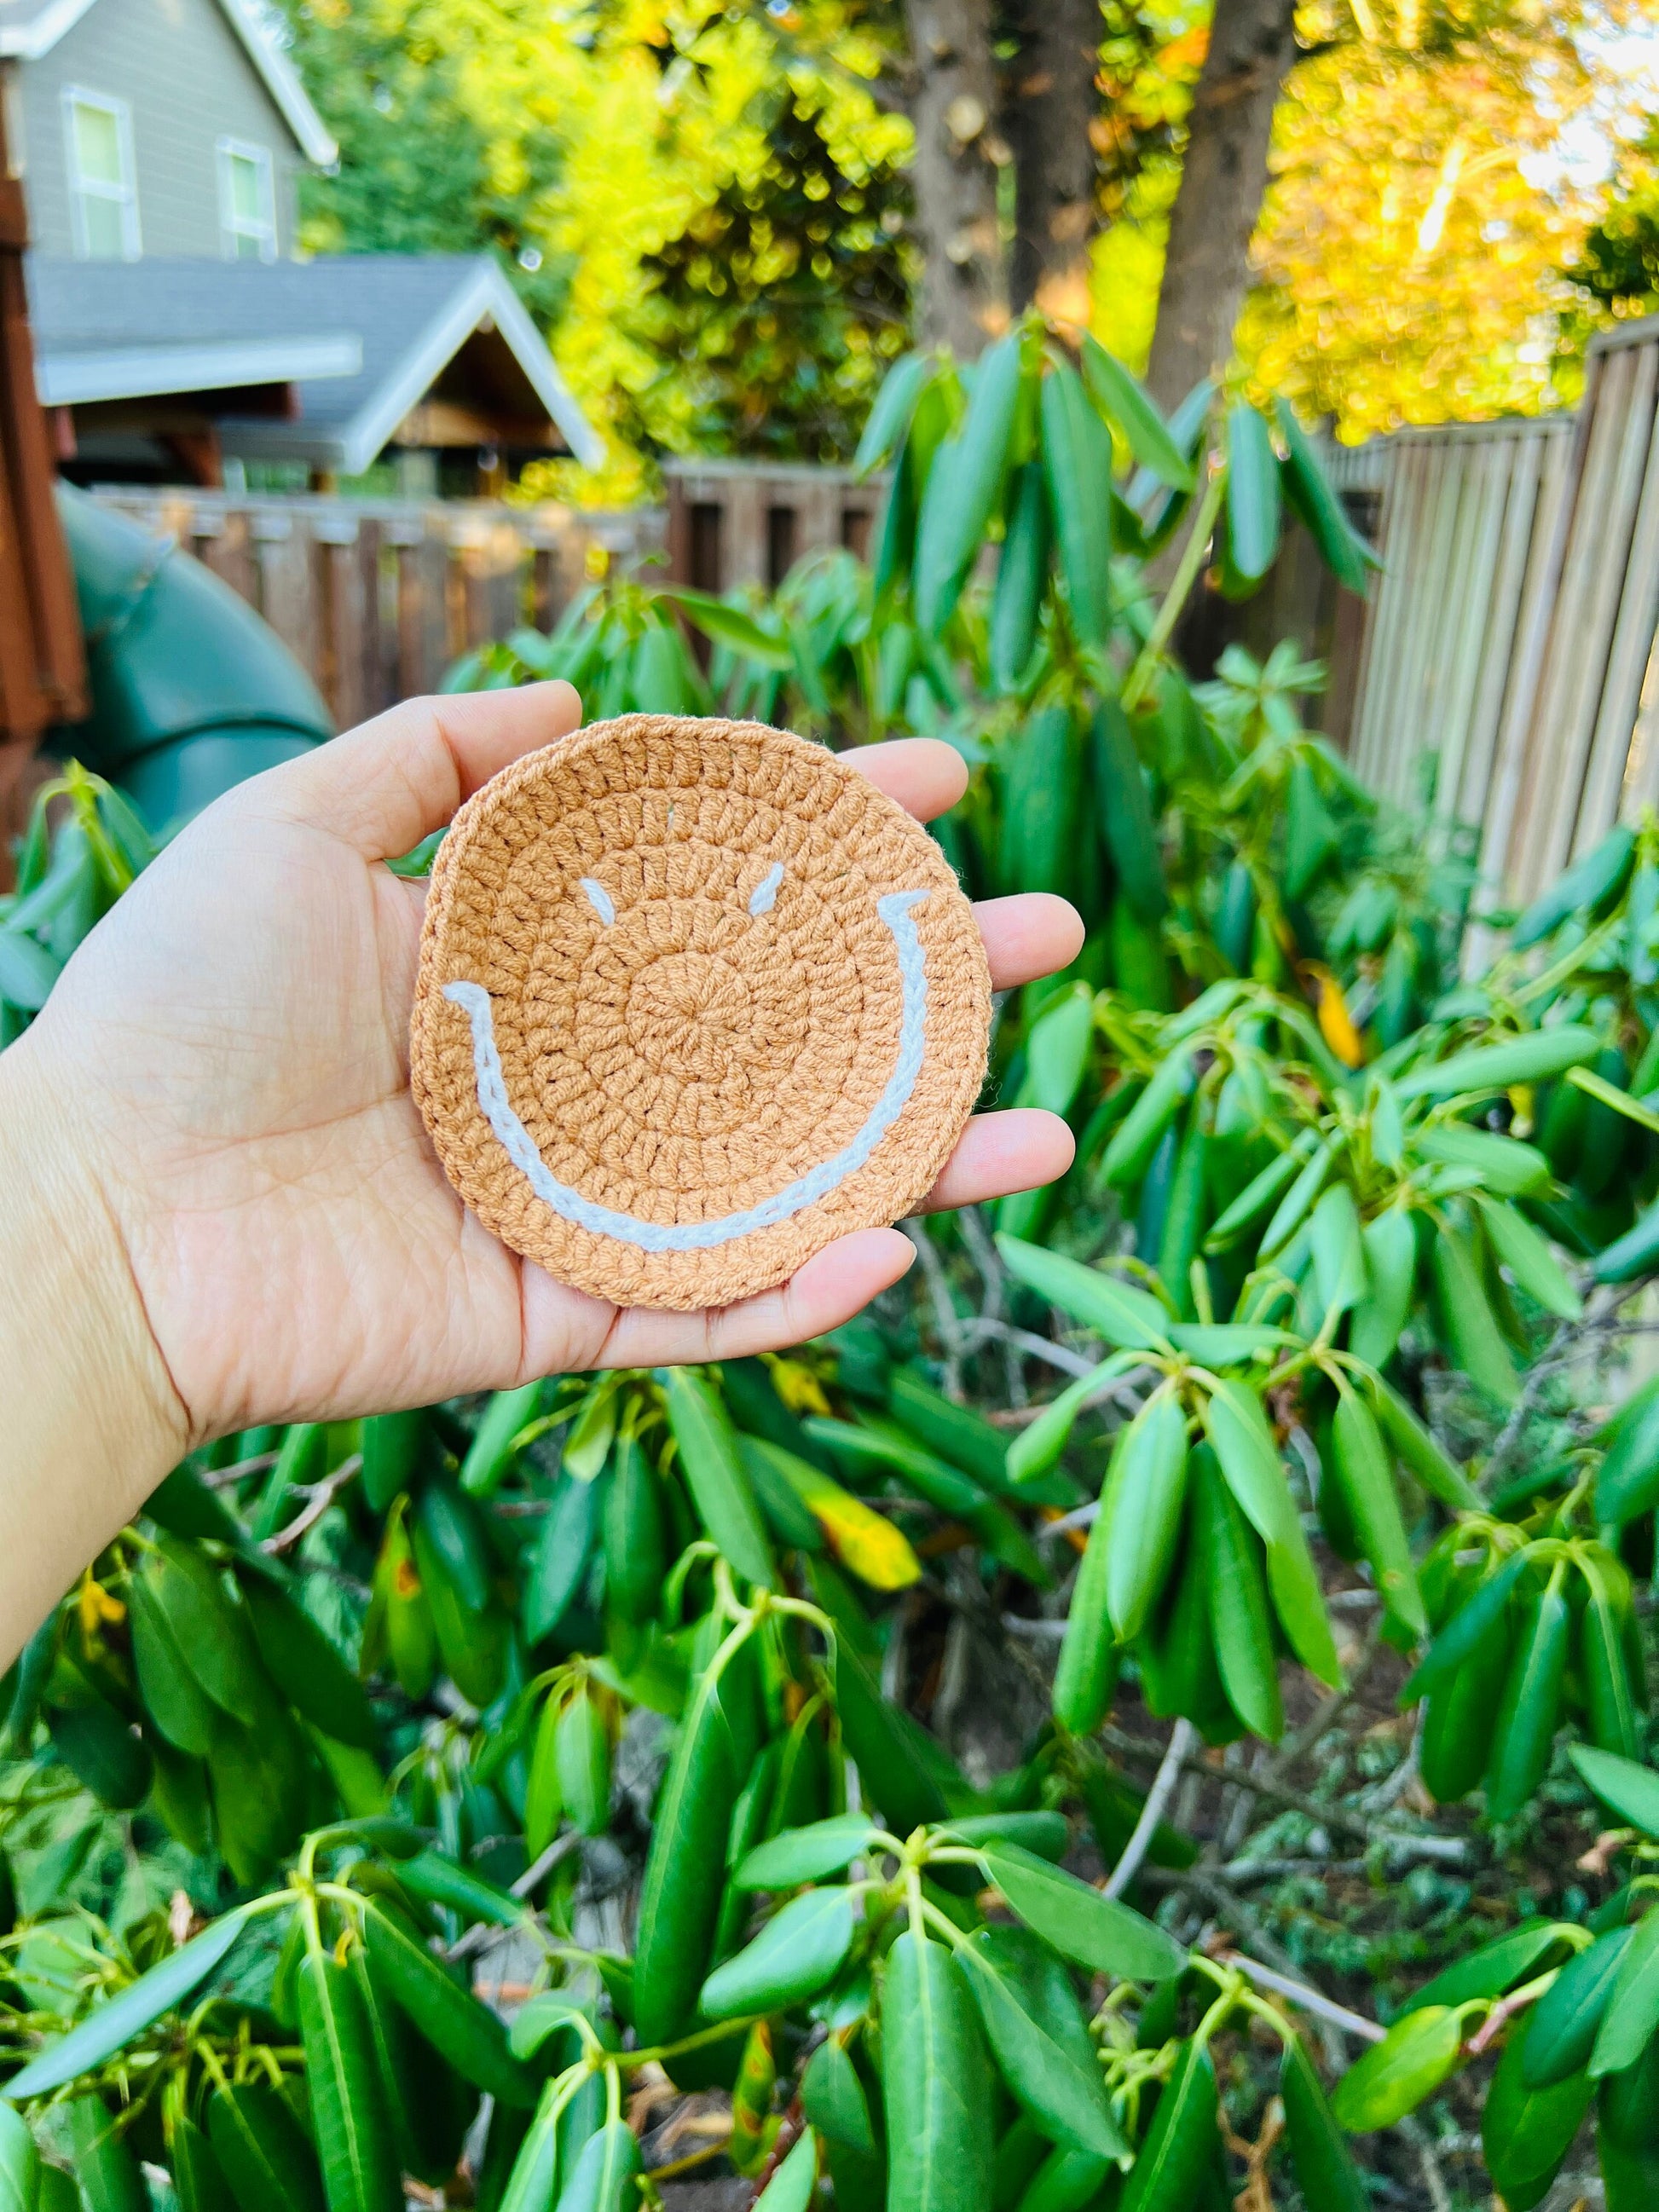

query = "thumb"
[249, 681, 582, 860]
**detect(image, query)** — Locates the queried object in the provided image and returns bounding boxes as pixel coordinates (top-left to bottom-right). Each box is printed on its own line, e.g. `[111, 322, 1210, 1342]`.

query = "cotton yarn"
[410, 714, 991, 1311]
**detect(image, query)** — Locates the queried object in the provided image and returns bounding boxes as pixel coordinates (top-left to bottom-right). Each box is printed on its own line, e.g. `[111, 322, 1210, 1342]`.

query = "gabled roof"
[27, 255, 605, 475]
[0, 0, 337, 165]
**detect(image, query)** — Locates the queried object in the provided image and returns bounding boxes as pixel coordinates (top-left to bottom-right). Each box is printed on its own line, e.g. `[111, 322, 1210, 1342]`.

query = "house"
[0, 0, 600, 488]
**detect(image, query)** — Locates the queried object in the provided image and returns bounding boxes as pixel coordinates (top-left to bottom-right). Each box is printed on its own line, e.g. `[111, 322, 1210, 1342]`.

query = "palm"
[26, 687, 1078, 1443]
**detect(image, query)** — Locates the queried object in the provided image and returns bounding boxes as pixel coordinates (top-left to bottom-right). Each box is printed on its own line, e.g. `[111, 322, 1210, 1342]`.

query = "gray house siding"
[11, 0, 299, 258]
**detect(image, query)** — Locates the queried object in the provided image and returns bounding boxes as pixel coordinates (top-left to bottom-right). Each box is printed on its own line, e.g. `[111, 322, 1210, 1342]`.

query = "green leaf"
[1350, 1204, 1415, 1371]
[147, 1536, 264, 1725]
[362, 1903, 539, 2106]
[701, 1887, 856, 2019]
[662, 1368, 775, 1589]
[977, 1841, 1185, 1981]
[1569, 1744, 1659, 1836]
[802, 2038, 876, 2153]
[658, 589, 793, 670]
[1330, 2006, 1465, 2130]
[496, 2076, 564, 2212]
[397, 1848, 527, 1929]
[1401, 1552, 1528, 1704]
[1402, 1920, 1568, 2014]
[882, 1932, 994, 2212]
[939, 1812, 1068, 1858]
[1119, 2039, 1217, 2212]
[1101, 1054, 1193, 1189]
[1195, 1448, 1283, 1740]
[1275, 400, 1378, 596]
[460, 1382, 542, 1498]
[1005, 1350, 1142, 1487]
[756, 2128, 818, 2212]
[1371, 1380, 1482, 1511]
[1394, 1025, 1603, 1101]
[632, 1632, 747, 2046]
[1200, 1383, 1296, 1550]
[0, 2102, 38, 2212]
[1482, 2030, 1590, 2206]
[1078, 338, 1193, 489]
[737, 1814, 879, 1891]
[1165, 1323, 1300, 1365]
[914, 329, 1025, 635]
[955, 1929, 1126, 2160]
[1204, 1135, 1313, 1253]
[207, 2086, 326, 2212]
[1280, 2039, 1367, 2212]
[1040, 355, 1113, 646]
[1591, 1909, 1659, 2077]
[5, 1910, 248, 2099]
[1224, 403, 1280, 582]
[1430, 1222, 1517, 1406]
[552, 2121, 640, 2212]
[128, 1562, 217, 1756]
[1485, 1579, 1570, 1822]
[994, 1237, 1174, 1351]
[242, 1580, 376, 1751]
[1090, 697, 1168, 925]
[1414, 1126, 1550, 1196]
[1329, 1386, 1425, 1636]
[855, 351, 928, 476]
[295, 1951, 402, 2212]
[1102, 1391, 1189, 1644]
[1309, 1183, 1366, 1324]
[0, 927, 61, 1012]
[1523, 1929, 1631, 2088]
[1475, 1197, 1582, 1321]
[64, 2099, 145, 2212]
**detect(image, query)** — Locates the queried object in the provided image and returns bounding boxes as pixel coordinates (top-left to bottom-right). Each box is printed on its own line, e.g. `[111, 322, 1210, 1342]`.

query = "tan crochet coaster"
[410, 714, 991, 1311]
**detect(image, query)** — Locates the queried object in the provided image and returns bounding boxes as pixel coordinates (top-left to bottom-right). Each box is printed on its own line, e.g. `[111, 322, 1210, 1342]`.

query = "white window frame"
[61, 86, 140, 261]
[217, 136, 277, 263]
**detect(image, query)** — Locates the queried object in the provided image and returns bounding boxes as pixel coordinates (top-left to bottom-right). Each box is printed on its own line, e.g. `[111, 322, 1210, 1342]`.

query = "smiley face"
[410, 715, 991, 1311]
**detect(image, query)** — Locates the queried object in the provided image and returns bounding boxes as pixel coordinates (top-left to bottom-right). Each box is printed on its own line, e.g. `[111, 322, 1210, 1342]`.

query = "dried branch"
[259, 1454, 362, 1556]
[1217, 1950, 1385, 2046]
[1106, 1720, 1196, 1899]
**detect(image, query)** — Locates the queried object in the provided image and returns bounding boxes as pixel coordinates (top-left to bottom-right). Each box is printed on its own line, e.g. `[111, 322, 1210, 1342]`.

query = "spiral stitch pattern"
[409, 714, 991, 1311]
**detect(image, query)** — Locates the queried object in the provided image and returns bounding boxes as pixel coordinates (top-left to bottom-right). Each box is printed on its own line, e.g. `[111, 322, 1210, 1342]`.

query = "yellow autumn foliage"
[1095, 0, 1646, 438]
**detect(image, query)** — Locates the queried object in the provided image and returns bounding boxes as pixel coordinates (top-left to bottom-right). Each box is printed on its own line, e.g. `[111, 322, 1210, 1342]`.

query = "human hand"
[3, 684, 1082, 1560]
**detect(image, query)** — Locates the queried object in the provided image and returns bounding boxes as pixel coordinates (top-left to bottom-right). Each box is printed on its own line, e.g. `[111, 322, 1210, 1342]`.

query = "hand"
[0, 685, 1081, 1628]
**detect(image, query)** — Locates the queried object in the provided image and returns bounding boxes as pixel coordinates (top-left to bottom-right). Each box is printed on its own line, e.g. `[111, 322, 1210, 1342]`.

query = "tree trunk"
[902, 0, 1006, 356]
[1144, 0, 1298, 410]
[1000, 0, 1101, 325]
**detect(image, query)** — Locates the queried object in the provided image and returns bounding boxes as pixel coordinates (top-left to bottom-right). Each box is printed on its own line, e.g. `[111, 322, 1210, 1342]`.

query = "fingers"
[255, 682, 582, 861]
[593, 1228, 917, 1369]
[582, 1104, 1075, 1366]
[914, 1108, 1075, 1214]
[841, 737, 968, 823]
[976, 893, 1084, 991]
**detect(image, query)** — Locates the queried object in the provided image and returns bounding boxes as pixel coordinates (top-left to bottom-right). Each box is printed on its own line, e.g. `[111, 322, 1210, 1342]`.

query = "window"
[62, 89, 138, 260]
[217, 139, 276, 262]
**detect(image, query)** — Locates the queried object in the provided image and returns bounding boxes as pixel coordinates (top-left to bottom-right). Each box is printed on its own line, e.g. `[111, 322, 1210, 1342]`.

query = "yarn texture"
[409, 714, 992, 1311]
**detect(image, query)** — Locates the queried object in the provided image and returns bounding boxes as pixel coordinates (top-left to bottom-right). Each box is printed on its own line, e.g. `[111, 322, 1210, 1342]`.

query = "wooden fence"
[89, 489, 660, 730]
[88, 462, 884, 731]
[1309, 315, 1659, 906]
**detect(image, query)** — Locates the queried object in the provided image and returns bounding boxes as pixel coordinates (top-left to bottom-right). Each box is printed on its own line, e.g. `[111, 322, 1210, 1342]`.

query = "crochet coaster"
[410, 714, 991, 1311]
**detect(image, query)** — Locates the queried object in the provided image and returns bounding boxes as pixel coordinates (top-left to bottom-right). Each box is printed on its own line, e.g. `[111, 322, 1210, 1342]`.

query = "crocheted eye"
[580, 877, 615, 925]
[748, 863, 783, 917]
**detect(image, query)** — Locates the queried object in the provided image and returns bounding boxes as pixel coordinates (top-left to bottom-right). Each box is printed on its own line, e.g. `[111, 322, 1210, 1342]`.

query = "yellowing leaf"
[1314, 968, 1365, 1068]
[746, 1437, 921, 1590]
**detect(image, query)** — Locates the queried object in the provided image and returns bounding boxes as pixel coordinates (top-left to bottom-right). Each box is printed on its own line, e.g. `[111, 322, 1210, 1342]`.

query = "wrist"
[0, 1030, 188, 1654]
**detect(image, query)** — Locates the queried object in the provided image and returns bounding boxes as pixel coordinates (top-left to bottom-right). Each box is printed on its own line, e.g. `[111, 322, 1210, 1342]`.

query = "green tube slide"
[48, 484, 333, 829]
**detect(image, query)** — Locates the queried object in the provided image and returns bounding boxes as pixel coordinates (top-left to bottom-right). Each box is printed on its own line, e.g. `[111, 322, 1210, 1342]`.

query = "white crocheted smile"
[442, 888, 932, 1254]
